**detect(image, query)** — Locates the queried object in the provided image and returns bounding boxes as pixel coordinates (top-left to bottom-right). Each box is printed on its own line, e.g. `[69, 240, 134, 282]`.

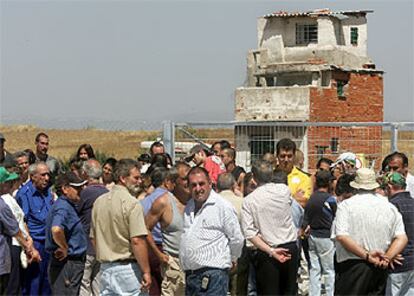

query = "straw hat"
[350, 168, 379, 190]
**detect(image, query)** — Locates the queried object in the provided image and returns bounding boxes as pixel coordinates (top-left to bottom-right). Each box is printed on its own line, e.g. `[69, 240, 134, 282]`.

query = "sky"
[1, 0, 413, 130]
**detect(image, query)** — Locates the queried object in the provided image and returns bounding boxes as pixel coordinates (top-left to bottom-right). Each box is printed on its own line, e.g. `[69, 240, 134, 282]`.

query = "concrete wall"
[235, 86, 310, 121]
[341, 15, 368, 57]
[255, 15, 370, 67]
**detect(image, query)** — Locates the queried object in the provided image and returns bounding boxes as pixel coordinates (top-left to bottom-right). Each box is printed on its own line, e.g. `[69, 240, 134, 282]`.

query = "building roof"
[263, 8, 373, 19]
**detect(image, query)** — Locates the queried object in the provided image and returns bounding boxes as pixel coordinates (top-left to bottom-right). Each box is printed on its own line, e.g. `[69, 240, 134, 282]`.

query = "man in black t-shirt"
[302, 170, 337, 296]
[220, 148, 245, 194]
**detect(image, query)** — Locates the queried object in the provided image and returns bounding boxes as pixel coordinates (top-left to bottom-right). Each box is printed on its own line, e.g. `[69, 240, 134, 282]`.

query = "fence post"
[162, 121, 175, 161]
[390, 123, 399, 152]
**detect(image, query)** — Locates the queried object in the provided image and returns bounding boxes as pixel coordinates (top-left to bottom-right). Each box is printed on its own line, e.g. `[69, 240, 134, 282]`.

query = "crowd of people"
[0, 131, 413, 296]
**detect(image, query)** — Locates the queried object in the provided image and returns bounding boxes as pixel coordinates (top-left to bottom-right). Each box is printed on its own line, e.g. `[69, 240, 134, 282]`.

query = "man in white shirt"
[241, 160, 298, 295]
[334, 168, 408, 295]
[179, 167, 243, 296]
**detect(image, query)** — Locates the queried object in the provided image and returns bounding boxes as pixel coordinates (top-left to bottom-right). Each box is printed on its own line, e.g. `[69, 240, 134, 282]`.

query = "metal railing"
[163, 121, 414, 172]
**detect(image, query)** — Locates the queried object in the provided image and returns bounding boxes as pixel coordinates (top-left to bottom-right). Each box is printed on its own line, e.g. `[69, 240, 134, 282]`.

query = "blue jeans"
[100, 262, 148, 296]
[308, 235, 335, 296]
[185, 268, 229, 296]
[386, 270, 414, 296]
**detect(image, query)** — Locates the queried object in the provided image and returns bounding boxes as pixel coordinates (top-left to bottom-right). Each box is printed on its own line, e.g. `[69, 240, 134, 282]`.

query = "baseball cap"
[55, 172, 87, 188]
[0, 133, 5, 142]
[0, 167, 19, 183]
[331, 152, 360, 168]
[382, 172, 406, 188]
[315, 170, 335, 182]
[184, 144, 209, 162]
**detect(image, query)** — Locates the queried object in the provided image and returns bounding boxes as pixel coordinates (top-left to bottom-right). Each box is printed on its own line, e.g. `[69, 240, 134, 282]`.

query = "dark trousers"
[7, 245, 22, 295]
[335, 259, 388, 295]
[148, 244, 163, 296]
[186, 267, 229, 296]
[236, 245, 253, 296]
[48, 256, 85, 296]
[0, 274, 9, 296]
[22, 240, 51, 296]
[253, 242, 299, 296]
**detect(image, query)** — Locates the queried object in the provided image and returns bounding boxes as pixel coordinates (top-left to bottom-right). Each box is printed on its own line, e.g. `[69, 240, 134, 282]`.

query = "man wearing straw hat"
[334, 168, 408, 295]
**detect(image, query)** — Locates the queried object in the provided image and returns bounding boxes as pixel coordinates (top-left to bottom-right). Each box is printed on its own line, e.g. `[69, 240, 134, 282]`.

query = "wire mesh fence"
[165, 121, 414, 173]
[3, 121, 412, 173]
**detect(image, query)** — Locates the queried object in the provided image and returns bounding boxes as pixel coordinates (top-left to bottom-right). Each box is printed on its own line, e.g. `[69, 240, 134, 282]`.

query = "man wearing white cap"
[331, 152, 360, 177]
[334, 168, 408, 295]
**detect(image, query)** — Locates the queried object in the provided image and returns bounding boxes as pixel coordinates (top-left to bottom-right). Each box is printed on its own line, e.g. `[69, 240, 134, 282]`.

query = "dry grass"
[1, 125, 412, 172]
[0, 125, 161, 161]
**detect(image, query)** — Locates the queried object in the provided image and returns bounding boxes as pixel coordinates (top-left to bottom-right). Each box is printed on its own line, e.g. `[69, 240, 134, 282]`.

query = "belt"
[67, 255, 86, 261]
[269, 241, 298, 248]
[118, 259, 136, 264]
[185, 267, 227, 275]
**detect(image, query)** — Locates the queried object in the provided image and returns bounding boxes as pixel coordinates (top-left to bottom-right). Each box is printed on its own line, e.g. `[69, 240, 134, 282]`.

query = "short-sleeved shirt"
[0, 198, 19, 275]
[77, 184, 108, 255]
[204, 155, 226, 185]
[91, 185, 148, 263]
[288, 166, 312, 200]
[16, 181, 54, 241]
[45, 196, 87, 257]
[303, 190, 337, 238]
[1, 193, 28, 246]
[333, 193, 406, 263]
[141, 187, 168, 245]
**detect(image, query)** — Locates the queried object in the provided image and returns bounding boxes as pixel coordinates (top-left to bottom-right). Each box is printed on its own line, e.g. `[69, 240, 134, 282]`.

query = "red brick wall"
[307, 72, 384, 170]
[309, 72, 383, 122]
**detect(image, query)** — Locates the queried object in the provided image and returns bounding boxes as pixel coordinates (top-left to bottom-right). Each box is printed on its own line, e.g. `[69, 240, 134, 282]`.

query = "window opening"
[350, 27, 358, 45]
[296, 24, 318, 45]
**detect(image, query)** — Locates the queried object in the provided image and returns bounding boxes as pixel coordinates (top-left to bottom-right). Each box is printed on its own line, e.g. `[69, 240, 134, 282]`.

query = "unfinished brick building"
[234, 9, 384, 170]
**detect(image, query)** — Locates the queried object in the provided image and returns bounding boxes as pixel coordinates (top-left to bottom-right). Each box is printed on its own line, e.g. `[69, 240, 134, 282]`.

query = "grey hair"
[217, 173, 236, 192]
[82, 160, 102, 180]
[13, 151, 29, 159]
[28, 162, 48, 176]
[252, 160, 273, 185]
[113, 159, 141, 182]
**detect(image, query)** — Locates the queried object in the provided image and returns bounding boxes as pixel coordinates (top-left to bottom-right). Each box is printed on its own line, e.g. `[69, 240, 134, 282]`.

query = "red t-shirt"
[204, 155, 226, 184]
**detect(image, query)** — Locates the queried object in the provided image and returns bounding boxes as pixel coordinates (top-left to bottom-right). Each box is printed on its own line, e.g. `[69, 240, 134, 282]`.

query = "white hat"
[350, 168, 380, 190]
[331, 152, 361, 169]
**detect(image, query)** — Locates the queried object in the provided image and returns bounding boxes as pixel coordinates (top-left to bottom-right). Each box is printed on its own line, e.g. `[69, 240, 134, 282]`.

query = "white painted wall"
[341, 15, 368, 57]
[256, 14, 370, 66]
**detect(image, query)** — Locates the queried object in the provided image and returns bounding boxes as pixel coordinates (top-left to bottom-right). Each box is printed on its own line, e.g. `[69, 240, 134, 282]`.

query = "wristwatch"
[365, 250, 370, 261]
[268, 247, 275, 257]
